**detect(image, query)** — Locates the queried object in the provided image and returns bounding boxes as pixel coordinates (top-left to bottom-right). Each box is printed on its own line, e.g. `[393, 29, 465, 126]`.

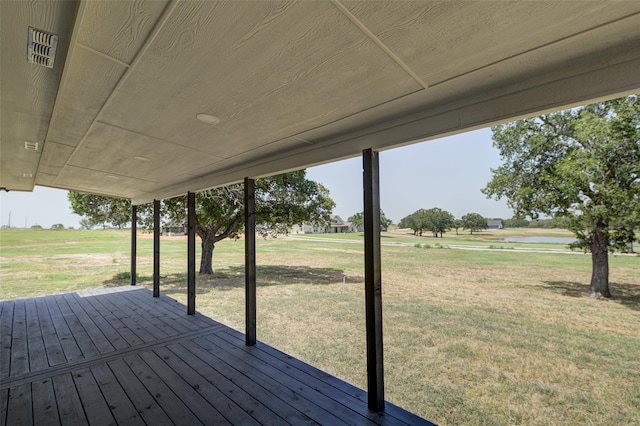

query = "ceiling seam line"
[55, 0, 180, 184]
[36, 0, 88, 188]
[268, 88, 425, 149]
[331, 0, 429, 90]
[93, 120, 226, 160]
[62, 165, 159, 184]
[75, 43, 131, 68]
[430, 10, 640, 88]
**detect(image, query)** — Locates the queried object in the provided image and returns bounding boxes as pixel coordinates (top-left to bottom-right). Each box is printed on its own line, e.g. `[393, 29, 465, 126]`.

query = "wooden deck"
[0, 286, 434, 425]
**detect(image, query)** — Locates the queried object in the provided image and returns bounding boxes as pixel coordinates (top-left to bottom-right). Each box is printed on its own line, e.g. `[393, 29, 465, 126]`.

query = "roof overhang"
[2, 0, 639, 204]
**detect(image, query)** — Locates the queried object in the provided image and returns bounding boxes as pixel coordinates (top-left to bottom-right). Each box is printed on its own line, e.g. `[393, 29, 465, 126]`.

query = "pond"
[504, 236, 577, 244]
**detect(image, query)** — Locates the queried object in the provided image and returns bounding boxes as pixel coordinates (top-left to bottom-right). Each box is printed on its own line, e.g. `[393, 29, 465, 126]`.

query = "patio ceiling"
[2, 1, 640, 204]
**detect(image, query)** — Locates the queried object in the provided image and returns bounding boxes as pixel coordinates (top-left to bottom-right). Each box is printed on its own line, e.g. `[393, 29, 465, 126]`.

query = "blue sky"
[0, 128, 512, 229]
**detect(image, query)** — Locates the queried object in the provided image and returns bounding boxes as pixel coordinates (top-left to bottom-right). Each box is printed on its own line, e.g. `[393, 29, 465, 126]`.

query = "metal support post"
[363, 148, 384, 411]
[187, 192, 196, 315]
[245, 178, 256, 346]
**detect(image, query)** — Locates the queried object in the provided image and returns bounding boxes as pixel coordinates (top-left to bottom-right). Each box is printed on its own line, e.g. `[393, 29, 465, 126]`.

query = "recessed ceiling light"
[196, 113, 220, 125]
[134, 156, 150, 161]
[23, 173, 33, 178]
[105, 175, 118, 179]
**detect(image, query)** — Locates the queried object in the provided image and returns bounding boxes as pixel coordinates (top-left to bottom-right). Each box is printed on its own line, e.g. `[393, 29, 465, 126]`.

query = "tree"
[51, 223, 64, 230]
[168, 171, 335, 274]
[482, 96, 640, 298]
[399, 208, 454, 237]
[399, 209, 429, 236]
[504, 217, 530, 228]
[68, 192, 131, 229]
[348, 209, 392, 231]
[461, 213, 487, 235]
[79, 218, 94, 230]
[423, 208, 455, 237]
[69, 170, 335, 275]
[453, 219, 463, 235]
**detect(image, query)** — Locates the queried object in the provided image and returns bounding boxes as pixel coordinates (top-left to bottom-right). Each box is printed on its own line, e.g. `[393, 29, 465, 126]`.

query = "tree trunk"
[589, 223, 611, 298]
[200, 234, 215, 275]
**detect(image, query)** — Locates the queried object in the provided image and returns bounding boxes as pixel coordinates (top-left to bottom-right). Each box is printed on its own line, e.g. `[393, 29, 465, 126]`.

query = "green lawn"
[1, 228, 639, 425]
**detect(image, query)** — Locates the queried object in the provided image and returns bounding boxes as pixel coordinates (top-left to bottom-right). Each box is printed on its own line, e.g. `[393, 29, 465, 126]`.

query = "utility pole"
[8, 211, 10, 228]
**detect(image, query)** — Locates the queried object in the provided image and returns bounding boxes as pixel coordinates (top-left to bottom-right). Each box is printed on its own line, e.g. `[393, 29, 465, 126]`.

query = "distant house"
[290, 215, 355, 234]
[290, 223, 326, 234]
[487, 219, 504, 229]
[162, 223, 186, 236]
[329, 215, 353, 233]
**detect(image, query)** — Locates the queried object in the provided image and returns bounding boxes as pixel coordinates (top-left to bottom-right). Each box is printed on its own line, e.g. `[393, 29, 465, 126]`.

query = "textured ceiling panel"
[45, 47, 128, 147]
[343, 1, 637, 85]
[76, 0, 169, 65]
[66, 123, 224, 184]
[98, 1, 421, 157]
[55, 165, 159, 198]
[37, 142, 75, 176]
[0, 110, 51, 190]
[0, 0, 77, 191]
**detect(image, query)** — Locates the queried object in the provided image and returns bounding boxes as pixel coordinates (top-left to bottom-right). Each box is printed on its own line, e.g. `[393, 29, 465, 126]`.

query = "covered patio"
[1, 286, 431, 425]
[2, 1, 640, 424]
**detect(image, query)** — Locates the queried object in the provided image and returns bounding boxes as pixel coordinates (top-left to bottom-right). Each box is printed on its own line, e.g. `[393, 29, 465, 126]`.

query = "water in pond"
[504, 236, 577, 244]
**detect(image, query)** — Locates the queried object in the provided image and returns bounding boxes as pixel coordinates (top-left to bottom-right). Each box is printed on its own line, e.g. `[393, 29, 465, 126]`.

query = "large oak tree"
[399, 207, 455, 237]
[69, 170, 335, 275]
[483, 96, 640, 298]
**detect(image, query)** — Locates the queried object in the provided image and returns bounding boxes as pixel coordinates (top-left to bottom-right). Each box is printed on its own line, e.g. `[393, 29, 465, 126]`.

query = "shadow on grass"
[542, 280, 640, 311]
[104, 266, 363, 296]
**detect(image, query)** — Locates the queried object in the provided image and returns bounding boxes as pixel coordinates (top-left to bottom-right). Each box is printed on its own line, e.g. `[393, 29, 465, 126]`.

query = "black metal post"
[187, 192, 196, 315]
[245, 178, 256, 346]
[131, 204, 137, 286]
[363, 148, 384, 411]
[153, 199, 160, 297]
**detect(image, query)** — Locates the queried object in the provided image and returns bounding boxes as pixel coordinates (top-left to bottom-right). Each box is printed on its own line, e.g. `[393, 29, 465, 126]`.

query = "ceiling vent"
[28, 27, 58, 68]
[24, 141, 39, 151]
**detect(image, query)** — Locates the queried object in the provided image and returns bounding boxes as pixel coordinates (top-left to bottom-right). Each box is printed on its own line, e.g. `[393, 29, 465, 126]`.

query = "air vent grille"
[28, 27, 58, 68]
[24, 141, 39, 151]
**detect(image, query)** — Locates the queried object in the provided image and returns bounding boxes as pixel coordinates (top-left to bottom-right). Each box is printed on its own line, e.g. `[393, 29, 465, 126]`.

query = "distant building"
[487, 219, 504, 229]
[162, 223, 186, 236]
[329, 215, 354, 233]
[290, 215, 356, 234]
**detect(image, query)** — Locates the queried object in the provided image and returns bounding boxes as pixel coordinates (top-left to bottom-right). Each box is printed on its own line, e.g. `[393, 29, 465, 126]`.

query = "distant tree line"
[397, 210, 576, 237]
[503, 217, 571, 229]
[398, 208, 488, 237]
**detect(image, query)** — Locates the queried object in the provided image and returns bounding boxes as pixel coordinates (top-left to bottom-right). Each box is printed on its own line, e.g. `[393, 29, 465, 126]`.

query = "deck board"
[0, 287, 435, 425]
[31, 377, 60, 426]
[44, 296, 83, 362]
[34, 297, 66, 367]
[25, 299, 48, 373]
[0, 300, 14, 379]
[5, 382, 32, 425]
[52, 373, 87, 425]
[0, 388, 9, 426]
[62, 293, 115, 354]
[10, 300, 28, 376]
[106, 358, 175, 425]
[90, 363, 145, 426]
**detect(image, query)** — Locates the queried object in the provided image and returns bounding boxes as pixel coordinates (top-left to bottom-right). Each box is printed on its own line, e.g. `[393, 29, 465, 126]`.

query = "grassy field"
[1, 228, 639, 425]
